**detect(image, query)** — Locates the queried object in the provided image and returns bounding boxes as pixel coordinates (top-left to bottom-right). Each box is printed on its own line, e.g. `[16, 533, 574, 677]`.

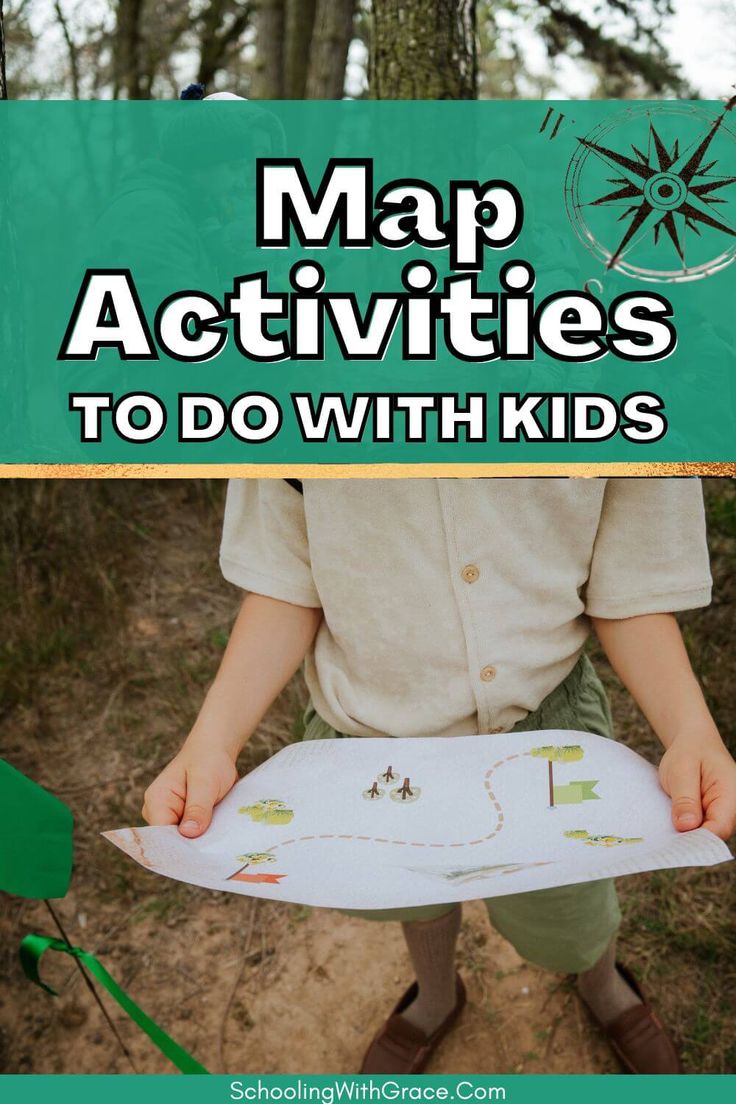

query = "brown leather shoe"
[360, 974, 466, 1074]
[586, 963, 683, 1074]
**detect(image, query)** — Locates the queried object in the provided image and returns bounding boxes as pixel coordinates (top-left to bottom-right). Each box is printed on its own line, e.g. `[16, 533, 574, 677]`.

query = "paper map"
[105, 731, 732, 909]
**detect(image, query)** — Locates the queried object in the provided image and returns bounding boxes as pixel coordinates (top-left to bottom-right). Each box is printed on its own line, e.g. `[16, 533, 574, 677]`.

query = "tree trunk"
[198, 0, 251, 88]
[370, 0, 477, 100]
[251, 0, 285, 98]
[306, 0, 354, 99]
[0, 0, 7, 100]
[283, 0, 316, 98]
[114, 0, 145, 99]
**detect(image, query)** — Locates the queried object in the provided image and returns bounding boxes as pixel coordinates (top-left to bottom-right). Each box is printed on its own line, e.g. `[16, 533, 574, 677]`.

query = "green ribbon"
[19, 933, 208, 1074]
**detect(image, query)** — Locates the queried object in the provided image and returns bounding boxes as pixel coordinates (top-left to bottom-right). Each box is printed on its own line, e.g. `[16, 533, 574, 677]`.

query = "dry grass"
[0, 477, 733, 1073]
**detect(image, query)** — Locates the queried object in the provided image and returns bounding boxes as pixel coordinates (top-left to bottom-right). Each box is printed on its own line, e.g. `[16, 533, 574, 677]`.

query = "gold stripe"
[0, 462, 734, 479]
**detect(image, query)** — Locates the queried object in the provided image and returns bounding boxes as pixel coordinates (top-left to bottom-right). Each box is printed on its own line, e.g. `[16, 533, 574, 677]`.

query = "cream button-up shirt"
[220, 478, 712, 738]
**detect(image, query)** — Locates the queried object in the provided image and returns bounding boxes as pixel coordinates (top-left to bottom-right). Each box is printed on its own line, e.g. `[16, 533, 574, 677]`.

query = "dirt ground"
[1, 479, 734, 1075]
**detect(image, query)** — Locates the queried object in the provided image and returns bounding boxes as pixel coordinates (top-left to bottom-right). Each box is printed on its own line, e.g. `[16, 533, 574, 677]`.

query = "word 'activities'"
[105, 731, 731, 909]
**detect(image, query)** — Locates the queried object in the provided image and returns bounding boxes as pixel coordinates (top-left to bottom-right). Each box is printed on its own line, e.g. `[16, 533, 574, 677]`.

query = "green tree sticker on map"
[531, 745, 599, 808]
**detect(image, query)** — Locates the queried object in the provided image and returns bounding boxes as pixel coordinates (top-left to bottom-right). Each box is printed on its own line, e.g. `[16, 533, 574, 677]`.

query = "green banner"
[1, 100, 734, 466]
[552, 779, 600, 804]
[0, 1074, 734, 1098]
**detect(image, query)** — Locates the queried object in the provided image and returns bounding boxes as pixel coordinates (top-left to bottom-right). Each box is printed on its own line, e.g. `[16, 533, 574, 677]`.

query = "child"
[143, 477, 736, 1075]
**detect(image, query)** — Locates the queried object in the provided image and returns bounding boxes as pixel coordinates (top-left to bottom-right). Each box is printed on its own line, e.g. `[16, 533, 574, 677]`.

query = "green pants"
[302, 653, 621, 974]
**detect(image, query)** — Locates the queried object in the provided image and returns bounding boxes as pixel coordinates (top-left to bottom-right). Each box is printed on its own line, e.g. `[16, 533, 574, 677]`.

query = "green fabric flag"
[20, 934, 208, 1074]
[0, 758, 73, 899]
[2, 761, 208, 1074]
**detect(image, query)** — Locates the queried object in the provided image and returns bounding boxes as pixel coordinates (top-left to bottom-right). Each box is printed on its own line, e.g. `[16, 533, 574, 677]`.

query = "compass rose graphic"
[565, 98, 736, 282]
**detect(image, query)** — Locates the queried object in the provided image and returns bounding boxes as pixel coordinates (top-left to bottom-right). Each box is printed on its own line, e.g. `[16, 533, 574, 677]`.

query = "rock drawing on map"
[405, 861, 554, 885]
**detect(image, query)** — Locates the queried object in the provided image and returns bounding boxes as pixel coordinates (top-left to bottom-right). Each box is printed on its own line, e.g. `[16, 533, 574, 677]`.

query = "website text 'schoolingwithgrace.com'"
[230, 1081, 507, 1104]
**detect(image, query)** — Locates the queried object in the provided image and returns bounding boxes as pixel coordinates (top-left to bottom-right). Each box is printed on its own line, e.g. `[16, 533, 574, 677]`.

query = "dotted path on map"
[267, 751, 532, 857]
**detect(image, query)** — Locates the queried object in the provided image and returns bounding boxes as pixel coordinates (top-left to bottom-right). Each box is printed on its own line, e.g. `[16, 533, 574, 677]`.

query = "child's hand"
[659, 736, 736, 840]
[142, 745, 239, 838]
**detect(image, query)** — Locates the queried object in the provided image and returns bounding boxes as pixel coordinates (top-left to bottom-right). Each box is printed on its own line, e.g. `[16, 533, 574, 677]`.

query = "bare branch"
[53, 0, 81, 99]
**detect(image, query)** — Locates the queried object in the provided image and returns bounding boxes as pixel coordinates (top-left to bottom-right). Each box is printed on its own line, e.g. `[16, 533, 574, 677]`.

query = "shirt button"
[461, 564, 480, 583]
[480, 665, 496, 682]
